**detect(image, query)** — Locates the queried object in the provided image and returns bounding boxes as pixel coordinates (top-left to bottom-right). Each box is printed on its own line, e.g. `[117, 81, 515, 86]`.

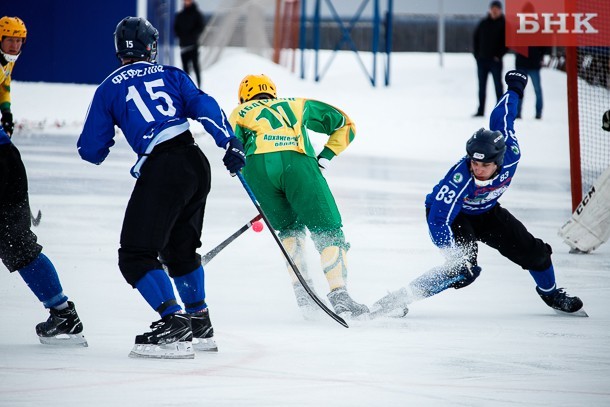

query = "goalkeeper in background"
[229, 74, 369, 319]
[558, 110, 610, 254]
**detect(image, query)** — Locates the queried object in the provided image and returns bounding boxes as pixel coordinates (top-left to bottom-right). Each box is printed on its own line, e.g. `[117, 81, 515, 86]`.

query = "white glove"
[317, 157, 331, 171]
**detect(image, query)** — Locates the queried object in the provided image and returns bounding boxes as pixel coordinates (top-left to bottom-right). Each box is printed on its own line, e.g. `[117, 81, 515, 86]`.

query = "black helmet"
[466, 128, 506, 166]
[114, 17, 158, 62]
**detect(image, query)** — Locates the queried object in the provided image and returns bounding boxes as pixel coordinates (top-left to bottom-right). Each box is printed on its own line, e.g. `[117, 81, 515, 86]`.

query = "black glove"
[223, 138, 246, 174]
[1, 111, 14, 137]
[317, 146, 335, 171]
[451, 262, 482, 290]
[317, 156, 330, 171]
[603, 110, 610, 132]
[505, 70, 528, 98]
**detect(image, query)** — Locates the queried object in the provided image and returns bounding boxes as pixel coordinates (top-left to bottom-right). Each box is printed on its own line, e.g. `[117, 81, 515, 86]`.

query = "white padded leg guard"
[559, 166, 610, 253]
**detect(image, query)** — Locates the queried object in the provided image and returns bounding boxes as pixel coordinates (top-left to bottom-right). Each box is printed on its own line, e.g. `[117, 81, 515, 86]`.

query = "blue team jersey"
[77, 61, 234, 176]
[0, 127, 9, 145]
[425, 90, 522, 248]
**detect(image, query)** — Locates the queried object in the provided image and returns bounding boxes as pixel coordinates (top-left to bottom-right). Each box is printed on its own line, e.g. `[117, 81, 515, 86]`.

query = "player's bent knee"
[163, 255, 202, 278]
[1, 241, 42, 273]
[518, 243, 552, 271]
[451, 263, 482, 289]
[310, 229, 349, 253]
[118, 247, 164, 287]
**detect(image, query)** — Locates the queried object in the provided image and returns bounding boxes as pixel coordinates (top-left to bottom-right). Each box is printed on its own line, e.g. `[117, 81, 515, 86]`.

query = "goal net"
[566, 44, 610, 210]
[199, 0, 276, 70]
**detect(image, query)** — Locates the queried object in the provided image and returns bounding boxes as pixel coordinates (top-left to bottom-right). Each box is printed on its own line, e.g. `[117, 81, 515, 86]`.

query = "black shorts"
[428, 204, 552, 271]
[118, 131, 211, 286]
[0, 143, 42, 272]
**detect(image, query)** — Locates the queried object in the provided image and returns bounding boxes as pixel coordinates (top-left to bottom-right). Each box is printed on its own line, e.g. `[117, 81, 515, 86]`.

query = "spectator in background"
[174, 0, 206, 88]
[473, 0, 507, 117]
[515, 47, 548, 119]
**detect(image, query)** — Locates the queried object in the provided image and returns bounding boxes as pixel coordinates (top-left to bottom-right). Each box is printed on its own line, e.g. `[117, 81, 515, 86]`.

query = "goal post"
[566, 46, 583, 211]
[565, 45, 610, 212]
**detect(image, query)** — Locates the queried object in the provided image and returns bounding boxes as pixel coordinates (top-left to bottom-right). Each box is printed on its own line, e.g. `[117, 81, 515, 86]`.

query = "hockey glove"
[505, 70, 528, 98]
[317, 146, 335, 172]
[223, 138, 246, 174]
[317, 156, 331, 171]
[451, 262, 482, 290]
[603, 110, 610, 132]
[1, 111, 14, 137]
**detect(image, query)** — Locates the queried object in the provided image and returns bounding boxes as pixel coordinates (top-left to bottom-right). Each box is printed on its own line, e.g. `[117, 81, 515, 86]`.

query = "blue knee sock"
[135, 269, 182, 317]
[18, 253, 68, 309]
[529, 264, 556, 292]
[173, 266, 207, 313]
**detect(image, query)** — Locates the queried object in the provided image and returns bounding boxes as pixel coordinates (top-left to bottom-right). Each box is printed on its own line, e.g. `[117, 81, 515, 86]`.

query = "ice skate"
[293, 281, 323, 320]
[536, 287, 588, 317]
[370, 288, 410, 319]
[128, 313, 194, 359]
[327, 287, 369, 318]
[189, 309, 218, 352]
[36, 301, 88, 347]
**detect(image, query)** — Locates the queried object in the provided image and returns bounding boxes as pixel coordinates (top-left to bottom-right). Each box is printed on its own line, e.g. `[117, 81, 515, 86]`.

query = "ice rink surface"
[1, 52, 609, 406]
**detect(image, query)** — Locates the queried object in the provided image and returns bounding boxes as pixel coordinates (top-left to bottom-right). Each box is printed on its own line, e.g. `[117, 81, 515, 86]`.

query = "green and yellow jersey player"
[0, 16, 28, 136]
[229, 74, 369, 319]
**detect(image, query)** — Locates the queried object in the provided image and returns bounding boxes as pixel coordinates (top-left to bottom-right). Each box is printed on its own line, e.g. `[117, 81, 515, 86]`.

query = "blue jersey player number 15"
[127, 79, 177, 122]
[76, 16, 246, 359]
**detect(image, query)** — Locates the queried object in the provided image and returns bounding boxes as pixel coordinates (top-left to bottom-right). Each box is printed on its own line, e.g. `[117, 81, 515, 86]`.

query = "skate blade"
[128, 341, 194, 359]
[193, 337, 218, 352]
[367, 306, 409, 320]
[553, 308, 589, 317]
[335, 310, 372, 321]
[39, 333, 88, 347]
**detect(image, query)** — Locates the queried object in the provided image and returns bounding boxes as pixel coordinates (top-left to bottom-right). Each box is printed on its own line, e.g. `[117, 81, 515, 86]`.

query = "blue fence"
[4, 0, 136, 84]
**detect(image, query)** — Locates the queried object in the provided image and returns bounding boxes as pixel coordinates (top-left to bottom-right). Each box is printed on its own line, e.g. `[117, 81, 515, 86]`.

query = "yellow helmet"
[0, 16, 27, 41]
[238, 74, 277, 103]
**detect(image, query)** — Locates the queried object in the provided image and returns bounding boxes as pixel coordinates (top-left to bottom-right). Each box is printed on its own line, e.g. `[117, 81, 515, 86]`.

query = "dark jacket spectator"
[174, 0, 205, 48]
[174, 0, 206, 87]
[473, 14, 507, 60]
[472, 1, 507, 117]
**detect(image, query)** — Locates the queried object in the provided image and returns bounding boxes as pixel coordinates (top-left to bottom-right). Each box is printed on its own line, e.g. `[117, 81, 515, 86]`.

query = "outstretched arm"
[489, 70, 528, 134]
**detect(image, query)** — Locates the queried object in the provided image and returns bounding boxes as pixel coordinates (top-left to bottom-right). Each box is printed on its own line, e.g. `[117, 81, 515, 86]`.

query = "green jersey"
[228, 97, 356, 160]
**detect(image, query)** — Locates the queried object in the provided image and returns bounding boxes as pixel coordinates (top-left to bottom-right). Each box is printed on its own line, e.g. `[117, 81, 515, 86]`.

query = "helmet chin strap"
[473, 177, 494, 187]
[472, 170, 500, 186]
[0, 49, 19, 63]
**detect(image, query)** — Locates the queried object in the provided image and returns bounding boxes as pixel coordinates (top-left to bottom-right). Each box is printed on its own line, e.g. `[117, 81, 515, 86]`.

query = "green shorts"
[243, 151, 343, 234]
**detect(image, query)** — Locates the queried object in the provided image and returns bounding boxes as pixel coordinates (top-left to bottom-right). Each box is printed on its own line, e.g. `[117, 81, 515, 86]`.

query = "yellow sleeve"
[0, 61, 14, 111]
